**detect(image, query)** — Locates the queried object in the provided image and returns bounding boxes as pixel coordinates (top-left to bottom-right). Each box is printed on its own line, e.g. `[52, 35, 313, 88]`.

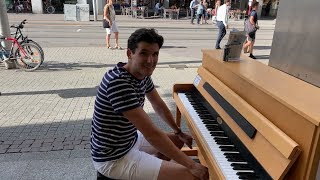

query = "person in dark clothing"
[243, 2, 259, 59]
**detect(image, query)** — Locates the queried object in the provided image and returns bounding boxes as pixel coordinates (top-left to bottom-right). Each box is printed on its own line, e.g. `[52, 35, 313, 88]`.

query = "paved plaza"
[0, 13, 275, 179]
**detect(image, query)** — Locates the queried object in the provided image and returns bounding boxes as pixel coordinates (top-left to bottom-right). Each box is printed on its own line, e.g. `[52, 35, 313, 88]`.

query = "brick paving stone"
[63, 141, 73, 145]
[52, 145, 64, 151]
[0, 149, 7, 154]
[2, 140, 13, 145]
[7, 148, 21, 153]
[9, 144, 20, 149]
[73, 140, 82, 145]
[42, 142, 52, 147]
[33, 140, 44, 144]
[39, 146, 53, 152]
[12, 140, 24, 145]
[84, 144, 90, 149]
[20, 147, 32, 152]
[18, 144, 31, 148]
[80, 141, 89, 145]
[43, 138, 55, 143]
[30, 143, 42, 148]
[30, 147, 40, 152]
[63, 145, 74, 150]
[21, 139, 35, 145]
[74, 144, 86, 150]
[82, 136, 90, 141]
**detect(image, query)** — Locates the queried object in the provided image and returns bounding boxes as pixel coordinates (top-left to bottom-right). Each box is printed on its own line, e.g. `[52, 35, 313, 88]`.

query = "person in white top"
[215, 0, 231, 49]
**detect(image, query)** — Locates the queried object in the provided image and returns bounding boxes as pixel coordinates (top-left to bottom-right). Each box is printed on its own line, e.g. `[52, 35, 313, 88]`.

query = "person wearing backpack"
[243, 2, 259, 59]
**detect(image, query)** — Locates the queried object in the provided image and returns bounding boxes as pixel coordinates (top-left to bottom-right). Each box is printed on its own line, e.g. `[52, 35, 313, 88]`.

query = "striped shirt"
[90, 62, 155, 162]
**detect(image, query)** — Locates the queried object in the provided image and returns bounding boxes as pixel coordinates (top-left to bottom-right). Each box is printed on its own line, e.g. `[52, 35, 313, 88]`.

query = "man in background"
[215, 0, 231, 49]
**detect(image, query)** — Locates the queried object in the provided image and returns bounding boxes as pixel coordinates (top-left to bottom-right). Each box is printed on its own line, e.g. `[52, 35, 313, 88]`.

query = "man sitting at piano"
[90, 28, 209, 180]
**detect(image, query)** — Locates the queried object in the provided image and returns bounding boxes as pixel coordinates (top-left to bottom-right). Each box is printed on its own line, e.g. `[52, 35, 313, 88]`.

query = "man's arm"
[122, 107, 195, 169]
[146, 88, 180, 133]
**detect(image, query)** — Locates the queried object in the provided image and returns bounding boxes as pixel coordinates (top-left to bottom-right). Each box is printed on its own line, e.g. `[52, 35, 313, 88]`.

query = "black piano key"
[220, 146, 238, 152]
[210, 131, 226, 136]
[239, 175, 259, 180]
[236, 172, 257, 178]
[232, 164, 253, 170]
[227, 157, 246, 162]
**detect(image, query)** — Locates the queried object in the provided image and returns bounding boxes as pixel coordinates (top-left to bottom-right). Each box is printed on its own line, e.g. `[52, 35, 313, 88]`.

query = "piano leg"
[176, 106, 182, 127]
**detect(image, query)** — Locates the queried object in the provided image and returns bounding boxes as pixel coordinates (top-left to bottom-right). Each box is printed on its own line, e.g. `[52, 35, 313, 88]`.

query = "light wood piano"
[173, 50, 320, 179]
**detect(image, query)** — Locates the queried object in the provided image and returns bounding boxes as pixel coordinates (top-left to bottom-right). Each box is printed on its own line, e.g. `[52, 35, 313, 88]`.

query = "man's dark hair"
[252, 2, 259, 8]
[127, 28, 164, 53]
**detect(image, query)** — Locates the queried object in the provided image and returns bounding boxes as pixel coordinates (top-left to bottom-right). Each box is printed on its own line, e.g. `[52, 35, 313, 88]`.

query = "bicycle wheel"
[21, 40, 44, 64]
[46, 6, 55, 14]
[14, 43, 42, 71]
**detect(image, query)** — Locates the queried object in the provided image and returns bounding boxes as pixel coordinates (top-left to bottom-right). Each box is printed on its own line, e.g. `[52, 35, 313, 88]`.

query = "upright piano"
[173, 50, 320, 179]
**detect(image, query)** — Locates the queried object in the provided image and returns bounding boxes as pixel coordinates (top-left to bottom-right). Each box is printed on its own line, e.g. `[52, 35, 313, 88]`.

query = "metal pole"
[0, 0, 11, 49]
[93, 0, 97, 21]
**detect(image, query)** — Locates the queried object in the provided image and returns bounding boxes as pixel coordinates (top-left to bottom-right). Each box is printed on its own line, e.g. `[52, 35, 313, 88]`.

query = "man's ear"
[127, 49, 132, 59]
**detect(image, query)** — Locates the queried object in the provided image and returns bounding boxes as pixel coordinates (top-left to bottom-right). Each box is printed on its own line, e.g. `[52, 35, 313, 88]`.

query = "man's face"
[126, 42, 160, 79]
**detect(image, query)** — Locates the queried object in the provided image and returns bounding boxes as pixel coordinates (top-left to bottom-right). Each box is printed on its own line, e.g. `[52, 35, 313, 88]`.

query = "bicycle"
[0, 35, 42, 71]
[11, 19, 44, 64]
[43, 0, 55, 14]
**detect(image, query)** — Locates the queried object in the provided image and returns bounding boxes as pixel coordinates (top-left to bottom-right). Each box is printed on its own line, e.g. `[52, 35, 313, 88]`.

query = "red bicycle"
[0, 35, 42, 71]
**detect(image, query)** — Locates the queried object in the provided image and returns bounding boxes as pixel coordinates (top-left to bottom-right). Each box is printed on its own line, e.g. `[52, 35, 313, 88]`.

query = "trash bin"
[64, 4, 77, 21]
[76, 4, 90, 21]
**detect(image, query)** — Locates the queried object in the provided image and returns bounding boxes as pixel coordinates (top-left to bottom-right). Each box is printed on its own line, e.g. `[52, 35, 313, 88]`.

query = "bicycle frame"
[2, 37, 31, 60]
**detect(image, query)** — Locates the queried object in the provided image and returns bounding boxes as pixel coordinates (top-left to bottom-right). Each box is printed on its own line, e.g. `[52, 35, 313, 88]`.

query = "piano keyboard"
[178, 92, 261, 179]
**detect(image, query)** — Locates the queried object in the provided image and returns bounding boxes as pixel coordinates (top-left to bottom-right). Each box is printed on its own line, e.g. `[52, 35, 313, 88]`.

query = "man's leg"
[215, 21, 225, 49]
[191, 9, 194, 24]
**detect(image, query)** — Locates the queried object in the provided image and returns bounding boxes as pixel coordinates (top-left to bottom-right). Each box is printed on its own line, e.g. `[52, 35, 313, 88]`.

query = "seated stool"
[97, 171, 116, 180]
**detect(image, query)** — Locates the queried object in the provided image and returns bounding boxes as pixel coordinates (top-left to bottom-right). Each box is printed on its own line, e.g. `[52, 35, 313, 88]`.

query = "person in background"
[103, 0, 122, 49]
[189, 0, 197, 24]
[211, 0, 221, 24]
[196, 1, 204, 25]
[202, 0, 209, 24]
[243, 2, 259, 59]
[91, 28, 209, 180]
[215, 0, 231, 49]
[154, 1, 162, 16]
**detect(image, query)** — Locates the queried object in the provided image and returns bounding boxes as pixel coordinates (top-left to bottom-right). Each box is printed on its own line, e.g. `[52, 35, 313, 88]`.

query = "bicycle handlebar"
[10, 19, 27, 29]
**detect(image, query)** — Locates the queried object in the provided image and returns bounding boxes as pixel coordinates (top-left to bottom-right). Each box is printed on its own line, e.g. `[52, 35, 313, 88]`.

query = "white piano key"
[178, 93, 250, 180]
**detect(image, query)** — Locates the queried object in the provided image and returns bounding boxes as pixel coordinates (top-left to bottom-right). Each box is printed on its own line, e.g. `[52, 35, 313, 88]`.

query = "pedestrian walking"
[215, 0, 231, 49]
[103, 0, 122, 49]
[91, 28, 209, 180]
[196, 1, 204, 25]
[243, 2, 259, 59]
[190, 0, 197, 24]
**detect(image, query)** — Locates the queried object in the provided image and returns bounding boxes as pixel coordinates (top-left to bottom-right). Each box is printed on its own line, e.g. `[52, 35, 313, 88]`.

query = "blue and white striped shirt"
[90, 62, 154, 162]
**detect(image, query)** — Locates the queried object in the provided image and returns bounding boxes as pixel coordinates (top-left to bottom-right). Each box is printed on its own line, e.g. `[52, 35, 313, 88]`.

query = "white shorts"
[106, 21, 119, 34]
[93, 131, 162, 180]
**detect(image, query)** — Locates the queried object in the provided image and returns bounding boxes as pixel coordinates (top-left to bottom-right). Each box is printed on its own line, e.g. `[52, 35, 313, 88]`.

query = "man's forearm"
[153, 102, 180, 132]
[146, 129, 195, 168]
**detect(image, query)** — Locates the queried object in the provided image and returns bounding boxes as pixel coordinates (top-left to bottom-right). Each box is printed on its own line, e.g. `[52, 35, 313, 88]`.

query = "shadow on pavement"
[0, 86, 99, 99]
[254, 46, 271, 50]
[255, 55, 270, 60]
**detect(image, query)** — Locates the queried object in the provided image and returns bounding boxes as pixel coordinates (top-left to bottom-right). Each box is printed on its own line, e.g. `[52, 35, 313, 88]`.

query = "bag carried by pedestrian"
[102, 5, 110, 28]
[244, 18, 257, 34]
[103, 19, 110, 28]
